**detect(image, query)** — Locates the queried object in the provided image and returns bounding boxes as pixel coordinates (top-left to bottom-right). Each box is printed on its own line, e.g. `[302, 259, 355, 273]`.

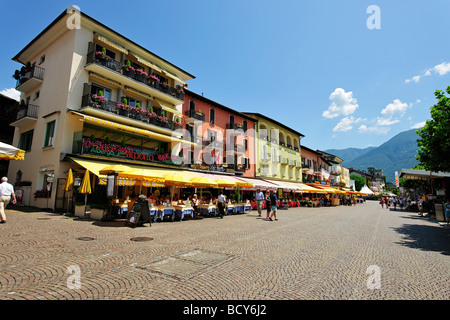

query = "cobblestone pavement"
[0, 201, 449, 300]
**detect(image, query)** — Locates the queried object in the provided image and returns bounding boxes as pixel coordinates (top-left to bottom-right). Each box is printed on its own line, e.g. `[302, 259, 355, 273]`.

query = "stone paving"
[0, 201, 449, 300]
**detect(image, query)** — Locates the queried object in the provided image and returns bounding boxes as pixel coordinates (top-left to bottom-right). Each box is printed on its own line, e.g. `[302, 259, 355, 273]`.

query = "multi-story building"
[317, 150, 344, 186]
[244, 112, 304, 190]
[8, 8, 195, 210]
[182, 90, 256, 178]
[300, 145, 331, 183]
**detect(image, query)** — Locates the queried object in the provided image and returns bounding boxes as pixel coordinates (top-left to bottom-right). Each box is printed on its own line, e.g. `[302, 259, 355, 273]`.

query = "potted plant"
[122, 60, 134, 75]
[95, 48, 110, 61]
[175, 85, 184, 95]
[148, 74, 159, 85]
[133, 103, 144, 120]
[91, 90, 108, 108]
[174, 117, 182, 127]
[117, 98, 130, 116]
[12, 70, 21, 80]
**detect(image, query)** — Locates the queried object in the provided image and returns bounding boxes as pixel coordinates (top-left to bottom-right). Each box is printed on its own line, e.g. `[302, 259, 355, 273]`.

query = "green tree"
[350, 175, 366, 191]
[416, 86, 450, 171]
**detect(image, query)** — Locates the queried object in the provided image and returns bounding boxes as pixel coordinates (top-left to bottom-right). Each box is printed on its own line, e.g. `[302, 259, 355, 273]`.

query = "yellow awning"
[96, 35, 129, 54]
[154, 99, 182, 116]
[131, 53, 162, 73]
[69, 157, 210, 188]
[70, 158, 165, 187]
[71, 111, 194, 146]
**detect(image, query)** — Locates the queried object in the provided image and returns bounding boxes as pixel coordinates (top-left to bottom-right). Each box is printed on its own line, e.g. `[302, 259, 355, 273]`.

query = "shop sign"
[81, 139, 182, 165]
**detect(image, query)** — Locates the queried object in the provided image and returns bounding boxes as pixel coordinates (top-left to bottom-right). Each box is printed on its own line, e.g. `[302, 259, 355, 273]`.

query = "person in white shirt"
[255, 188, 264, 217]
[0, 177, 17, 223]
[217, 192, 226, 219]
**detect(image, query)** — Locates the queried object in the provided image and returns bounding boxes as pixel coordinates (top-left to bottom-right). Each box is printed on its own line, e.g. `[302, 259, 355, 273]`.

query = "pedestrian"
[265, 191, 271, 220]
[379, 197, 384, 208]
[255, 188, 264, 217]
[0, 177, 17, 223]
[445, 199, 450, 226]
[268, 190, 278, 221]
[192, 194, 199, 216]
[217, 191, 226, 219]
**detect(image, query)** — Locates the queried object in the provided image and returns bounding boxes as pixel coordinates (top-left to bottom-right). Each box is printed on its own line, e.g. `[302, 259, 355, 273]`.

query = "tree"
[350, 175, 366, 191]
[416, 86, 450, 172]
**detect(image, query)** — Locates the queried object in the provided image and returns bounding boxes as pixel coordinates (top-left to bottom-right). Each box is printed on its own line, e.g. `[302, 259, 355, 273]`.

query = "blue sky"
[1, 0, 450, 151]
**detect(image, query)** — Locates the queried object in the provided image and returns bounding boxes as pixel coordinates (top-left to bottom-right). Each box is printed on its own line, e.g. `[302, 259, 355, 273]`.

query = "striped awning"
[154, 99, 182, 116]
[70, 157, 164, 187]
[89, 72, 121, 88]
[125, 86, 152, 100]
[131, 53, 162, 73]
[71, 111, 195, 146]
[97, 35, 129, 54]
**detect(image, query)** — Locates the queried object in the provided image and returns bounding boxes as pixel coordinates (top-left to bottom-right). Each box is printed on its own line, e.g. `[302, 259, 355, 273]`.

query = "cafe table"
[225, 203, 235, 215]
[199, 203, 217, 216]
[156, 205, 175, 221]
[233, 203, 244, 214]
[174, 205, 194, 221]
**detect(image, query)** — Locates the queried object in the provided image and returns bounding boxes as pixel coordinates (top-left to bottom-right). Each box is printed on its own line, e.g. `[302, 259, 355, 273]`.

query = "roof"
[12, 8, 195, 80]
[242, 112, 305, 138]
[184, 90, 258, 122]
[400, 168, 450, 180]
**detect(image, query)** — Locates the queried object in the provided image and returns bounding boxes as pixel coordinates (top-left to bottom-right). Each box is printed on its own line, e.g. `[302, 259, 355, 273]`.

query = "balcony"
[80, 94, 182, 135]
[10, 104, 39, 127]
[15, 66, 44, 92]
[184, 109, 205, 122]
[85, 51, 184, 105]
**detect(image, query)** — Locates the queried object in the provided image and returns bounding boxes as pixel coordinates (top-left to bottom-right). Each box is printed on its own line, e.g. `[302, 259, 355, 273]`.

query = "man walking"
[0, 177, 17, 223]
[217, 191, 226, 219]
[255, 188, 264, 217]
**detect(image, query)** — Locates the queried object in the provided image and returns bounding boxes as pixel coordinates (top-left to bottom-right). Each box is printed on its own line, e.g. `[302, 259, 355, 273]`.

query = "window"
[19, 130, 34, 152]
[244, 139, 248, 150]
[33, 91, 40, 100]
[95, 44, 116, 60]
[243, 120, 247, 132]
[44, 121, 56, 148]
[39, 55, 46, 65]
[244, 157, 250, 169]
[90, 83, 111, 100]
[209, 108, 215, 125]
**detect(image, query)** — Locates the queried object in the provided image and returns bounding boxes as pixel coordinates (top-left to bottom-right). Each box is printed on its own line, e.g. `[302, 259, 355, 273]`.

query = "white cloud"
[432, 62, 450, 75]
[358, 124, 391, 135]
[333, 116, 365, 132]
[322, 88, 359, 119]
[411, 121, 426, 129]
[405, 61, 450, 84]
[0, 88, 20, 101]
[376, 117, 400, 126]
[381, 99, 409, 117]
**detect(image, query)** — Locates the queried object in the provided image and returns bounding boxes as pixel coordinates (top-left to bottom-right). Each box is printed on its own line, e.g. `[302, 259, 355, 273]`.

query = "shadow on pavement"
[392, 223, 450, 256]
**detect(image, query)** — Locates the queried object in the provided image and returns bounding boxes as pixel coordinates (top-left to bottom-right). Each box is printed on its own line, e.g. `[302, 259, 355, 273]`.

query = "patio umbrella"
[119, 169, 165, 193]
[190, 176, 218, 204]
[163, 173, 192, 201]
[99, 164, 132, 175]
[214, 178, 236, 188]
[0, 142, 25, 160]
[64, 169, 74, 215]
[79, 170, 92, 216]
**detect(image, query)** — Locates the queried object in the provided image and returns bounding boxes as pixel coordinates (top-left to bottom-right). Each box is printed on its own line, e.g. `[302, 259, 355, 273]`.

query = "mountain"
[324, 146, 377, 163]
[326, 129, 420, 182]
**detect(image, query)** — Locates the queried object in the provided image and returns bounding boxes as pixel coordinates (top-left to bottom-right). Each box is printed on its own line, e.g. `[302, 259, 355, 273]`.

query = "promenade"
[0, 200, 449, 300]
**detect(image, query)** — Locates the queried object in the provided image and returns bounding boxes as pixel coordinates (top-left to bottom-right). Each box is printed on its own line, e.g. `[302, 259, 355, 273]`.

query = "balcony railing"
[15, 66, 45, 91]
[16, 104, 39, 121]
[81, 94, 182, 131]
[184, 109, 205, 122]
[86, 51, 185, 101]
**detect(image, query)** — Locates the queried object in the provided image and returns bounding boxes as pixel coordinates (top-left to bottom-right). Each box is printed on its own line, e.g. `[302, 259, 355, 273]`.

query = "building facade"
[244, 113, 304, 184]
[182, 90, 256, 178]
[300, 145, 331, 183]
[9, 9, 195, 209]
